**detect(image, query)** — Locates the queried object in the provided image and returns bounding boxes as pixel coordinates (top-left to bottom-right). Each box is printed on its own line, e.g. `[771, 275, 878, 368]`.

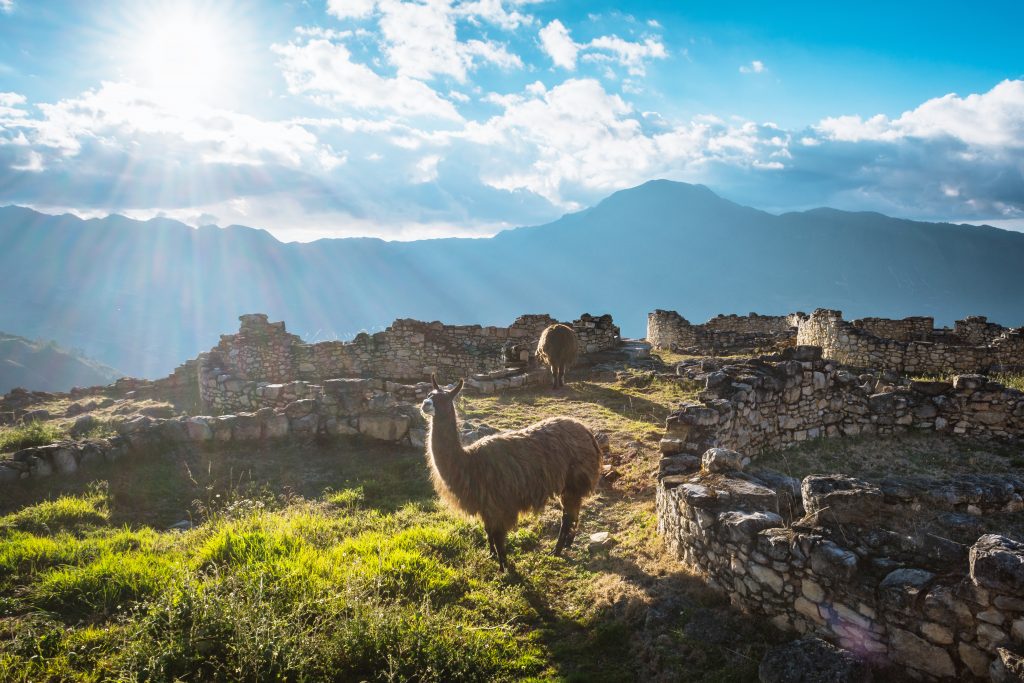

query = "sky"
[0, 0, 1022, 241]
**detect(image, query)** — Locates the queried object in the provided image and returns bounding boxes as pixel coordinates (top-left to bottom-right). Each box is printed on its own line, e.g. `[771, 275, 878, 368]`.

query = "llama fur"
[536, 323, 579, 389]
[421, 377, 601, 570]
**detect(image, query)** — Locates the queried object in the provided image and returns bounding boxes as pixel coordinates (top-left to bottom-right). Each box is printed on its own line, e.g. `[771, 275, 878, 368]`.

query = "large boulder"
[971, 535, 1024, 594]
[358, 413, 410, 442]
[759, 637, 872, 683]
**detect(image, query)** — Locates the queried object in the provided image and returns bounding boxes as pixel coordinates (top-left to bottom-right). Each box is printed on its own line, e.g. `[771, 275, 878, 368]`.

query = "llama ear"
[450, 379, 464, 397]
[431, 374, 440, 391]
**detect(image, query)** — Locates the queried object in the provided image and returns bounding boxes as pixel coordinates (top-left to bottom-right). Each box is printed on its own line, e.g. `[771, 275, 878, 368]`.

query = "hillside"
[0, 332, 123, 394]
[2, 180, 1023, 379]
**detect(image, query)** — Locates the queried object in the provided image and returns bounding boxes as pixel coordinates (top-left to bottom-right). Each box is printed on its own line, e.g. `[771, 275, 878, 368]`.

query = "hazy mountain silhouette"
[0, 331, 123, 394]
[2, 179, 1022, 379]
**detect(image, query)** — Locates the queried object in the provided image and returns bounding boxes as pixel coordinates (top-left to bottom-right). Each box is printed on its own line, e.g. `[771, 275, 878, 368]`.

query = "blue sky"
[0, 0, 1022, 240]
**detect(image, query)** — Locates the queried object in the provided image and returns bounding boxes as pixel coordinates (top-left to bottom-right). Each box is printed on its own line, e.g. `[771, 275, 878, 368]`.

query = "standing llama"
[536, 323, 579, 389]
[421, 375, 601, 571]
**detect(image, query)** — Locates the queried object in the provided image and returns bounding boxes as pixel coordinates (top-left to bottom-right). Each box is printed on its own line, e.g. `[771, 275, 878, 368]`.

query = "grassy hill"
[0, 369, 778, 682]
[0, 332, 123, 394]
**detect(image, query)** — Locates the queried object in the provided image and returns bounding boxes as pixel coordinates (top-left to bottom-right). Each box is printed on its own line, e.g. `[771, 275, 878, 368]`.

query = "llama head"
[420, 374, 463, 419]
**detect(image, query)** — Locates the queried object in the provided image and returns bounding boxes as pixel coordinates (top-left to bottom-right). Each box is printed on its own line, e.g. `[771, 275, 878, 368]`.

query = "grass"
[0, 421, 66, 453]
[0, 419, 117, 457]
[0, 374, 779, 682]
[908, 371, 1024, 392]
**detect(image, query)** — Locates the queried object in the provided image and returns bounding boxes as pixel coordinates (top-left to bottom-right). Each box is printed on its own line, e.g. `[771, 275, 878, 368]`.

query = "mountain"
[0, 331, 123, 393]
[2, 180, 1023, 379]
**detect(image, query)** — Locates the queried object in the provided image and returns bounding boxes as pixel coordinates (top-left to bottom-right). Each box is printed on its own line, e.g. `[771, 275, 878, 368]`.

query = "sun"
[123, 3, 239, 106]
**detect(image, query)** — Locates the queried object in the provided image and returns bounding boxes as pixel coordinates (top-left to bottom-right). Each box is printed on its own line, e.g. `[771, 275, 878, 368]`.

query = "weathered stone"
[889, 628, 955, 678]
[702, 447, 748, 473]
[809, 541, 858, 580]
[957, 642, 991, 677]
[284, 399, 317, 419]
[802, 475, 883, 525]
[971, 535, 1024, 594]
[749, 563, 784, 594]
[262, 414, 290, 439]
[758, 637, 872, 683]
[184, 417, 212, 441]
[718, 510, 783, 543]
[920, 622, 954, 646]
[358, 414, 410, 442]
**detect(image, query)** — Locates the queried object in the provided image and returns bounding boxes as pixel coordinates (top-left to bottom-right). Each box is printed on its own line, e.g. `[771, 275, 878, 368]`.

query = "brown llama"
[421, 375, 601, 571]
[536, 323, 579, 389]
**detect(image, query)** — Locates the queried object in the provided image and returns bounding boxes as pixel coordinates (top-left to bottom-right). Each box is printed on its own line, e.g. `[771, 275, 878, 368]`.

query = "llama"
[421, 375, 601, 571]
[536, 323, 579, 389]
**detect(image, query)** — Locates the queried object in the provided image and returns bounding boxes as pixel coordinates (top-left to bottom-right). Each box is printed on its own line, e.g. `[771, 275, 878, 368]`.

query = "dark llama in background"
[420, 376, 601, 571]
[536, 324, 579, 389]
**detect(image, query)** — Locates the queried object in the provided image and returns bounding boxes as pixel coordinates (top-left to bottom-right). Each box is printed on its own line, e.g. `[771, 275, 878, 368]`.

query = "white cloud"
[273, 37, 464, 121]
[0, 0, 12, 14]
[539, 20, 666, 76]
[817, 79, 1024, 149]
[326, 0, 377, 20]
[539, 20, 578, 70]
[0, 91, 27, 118]
[739, 60, 766, 74]
[586, 35, 666, 76]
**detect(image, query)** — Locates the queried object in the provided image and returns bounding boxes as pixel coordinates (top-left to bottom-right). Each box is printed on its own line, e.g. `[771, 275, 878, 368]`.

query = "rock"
[718, 510, 783, 543]
[139, 405, 176, 419]
[23, 409, 50, 423]
[758, 637, 872, 683]
[879, 569, 935, 612]
[169, 520, 193, 531]
[991, 647, 1024, 683]
[971, 535, 1024, 594]
[601, 466, 622, 484]
[407, 427, 426, 448]
[358, 413, 409, 442]
[588, 531, 614, 550]
[284, 399, 317, 419]
[809, 541, 858, 581]
[231, 415, 262, 441]
[64, 402, 86, 417]
[593, 431, 611, 454]
[659, 454, 701, 477]
[68, 413, 97, 436]
[890, 628, 955, 678]
[262, 414, 290, 439]
[184, 417, 213, 441]
[702, 447, 748, 473]
[802, 475, 883, 525]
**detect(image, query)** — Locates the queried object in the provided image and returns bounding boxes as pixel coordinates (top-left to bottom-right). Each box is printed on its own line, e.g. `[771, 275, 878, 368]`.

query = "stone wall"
[852, 316, 935, 341]
[197, 312, 619, 414]
[0, 379, 431, 489]
[647, 310, 800, 354]
[797, 309, 1024, 376]
[661, 347, 1024, 459]
[657, 461, 1024, 680]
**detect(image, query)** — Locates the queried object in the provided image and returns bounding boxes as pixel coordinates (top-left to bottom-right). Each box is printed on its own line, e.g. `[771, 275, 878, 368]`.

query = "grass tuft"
[0, 421, 66, 453]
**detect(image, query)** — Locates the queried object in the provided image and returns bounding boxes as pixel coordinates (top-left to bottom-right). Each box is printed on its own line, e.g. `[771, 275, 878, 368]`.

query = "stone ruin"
[655, 343, 1024, 680]
[798, 309, 1024, 376]
[647, 310, 803, 356]
[0, 312, 622, 490]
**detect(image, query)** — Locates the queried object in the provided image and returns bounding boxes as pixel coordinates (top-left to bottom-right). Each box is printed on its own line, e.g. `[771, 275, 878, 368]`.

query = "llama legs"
[487, 527, 509, 571]
[553, 494, 582, 555]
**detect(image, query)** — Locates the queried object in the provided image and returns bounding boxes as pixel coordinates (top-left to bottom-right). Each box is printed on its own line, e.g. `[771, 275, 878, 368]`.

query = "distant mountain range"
[2, 180, 1023, 380]
[0, 331, 123, 394]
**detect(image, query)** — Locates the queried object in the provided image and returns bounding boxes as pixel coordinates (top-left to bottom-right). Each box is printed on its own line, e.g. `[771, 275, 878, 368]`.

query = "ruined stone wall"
[647, 310, 798, 354]
[797, 309, 1024, 375]
[957, 317, 1011, 346]
[661, 347, 1024, 459]
[657, 465, 1024, 680]
[198, 312, 620, 413]
[852, 316, 935, 341]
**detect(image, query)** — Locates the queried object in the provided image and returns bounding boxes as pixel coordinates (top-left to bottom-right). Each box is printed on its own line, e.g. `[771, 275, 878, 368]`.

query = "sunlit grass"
[0, 421, 66, 453]
[0, 372, 777, 682]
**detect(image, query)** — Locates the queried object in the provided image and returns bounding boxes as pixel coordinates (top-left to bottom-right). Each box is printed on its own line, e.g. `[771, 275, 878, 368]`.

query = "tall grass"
[0, 421, 66, 453]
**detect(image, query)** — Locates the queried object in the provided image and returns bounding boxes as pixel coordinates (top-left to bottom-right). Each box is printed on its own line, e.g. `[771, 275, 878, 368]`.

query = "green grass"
[0, 421, 66, 453]
[0, 374, 779, 682]
[908, 372, 1024, 392]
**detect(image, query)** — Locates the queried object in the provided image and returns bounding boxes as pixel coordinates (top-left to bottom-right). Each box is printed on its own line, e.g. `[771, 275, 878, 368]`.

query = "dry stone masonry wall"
[199, 313, 619, 414]
[657, 344, 1024, 680]
[797, 309, 1024, 376]
[661, 347, 1024, 458]
[647, 310, 801, 355]
[657, 463, 1024, 681]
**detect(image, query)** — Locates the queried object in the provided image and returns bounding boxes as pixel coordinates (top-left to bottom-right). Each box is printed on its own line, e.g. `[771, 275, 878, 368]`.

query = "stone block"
[262, 414, 290, 439]
[971, 535, 1024, 594]
[701, 447, 748, 473]
[358, 413, 410, 442]
[802, 475, 883, 526]
[889, 628, 954, 678]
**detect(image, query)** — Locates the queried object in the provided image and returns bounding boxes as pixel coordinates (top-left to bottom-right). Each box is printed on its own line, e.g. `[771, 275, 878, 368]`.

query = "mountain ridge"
[2, 180, 1022, 380]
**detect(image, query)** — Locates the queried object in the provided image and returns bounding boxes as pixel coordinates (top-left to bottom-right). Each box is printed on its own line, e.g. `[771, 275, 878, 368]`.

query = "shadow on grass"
[0, 438, 433, 527]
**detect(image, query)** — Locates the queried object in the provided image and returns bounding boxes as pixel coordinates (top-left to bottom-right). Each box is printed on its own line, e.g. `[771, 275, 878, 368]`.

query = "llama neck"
[428, 409, 466, 479]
